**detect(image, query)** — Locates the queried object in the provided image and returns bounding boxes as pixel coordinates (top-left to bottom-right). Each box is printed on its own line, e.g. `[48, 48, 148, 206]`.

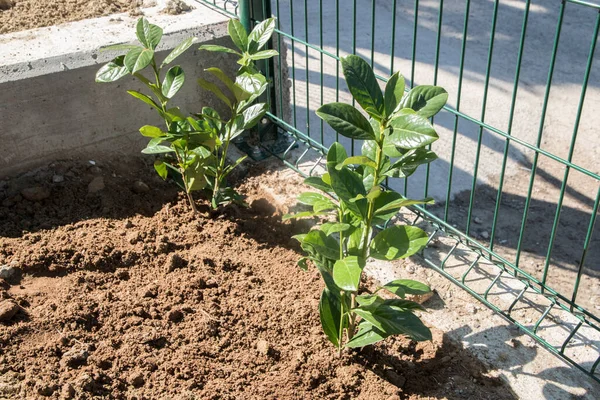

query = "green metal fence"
[196, 0, 600, 383]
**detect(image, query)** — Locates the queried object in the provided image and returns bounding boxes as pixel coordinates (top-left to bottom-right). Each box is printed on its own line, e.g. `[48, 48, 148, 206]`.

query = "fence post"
[238, 0, 252, 34]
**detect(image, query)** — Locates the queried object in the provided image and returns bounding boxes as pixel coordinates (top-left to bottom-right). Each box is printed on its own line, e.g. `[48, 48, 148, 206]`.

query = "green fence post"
[238, 0, 252, 33]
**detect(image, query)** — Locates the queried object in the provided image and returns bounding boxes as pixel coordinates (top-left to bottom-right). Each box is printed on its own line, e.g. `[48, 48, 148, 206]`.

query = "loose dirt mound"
[0, 159, 514, 399]
[0, 0, 138, 34]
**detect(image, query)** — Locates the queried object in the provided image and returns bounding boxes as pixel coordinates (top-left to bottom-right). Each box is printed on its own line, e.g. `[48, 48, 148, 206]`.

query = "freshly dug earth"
[0, 0, 138, 34]
[0, 159, 514, 399]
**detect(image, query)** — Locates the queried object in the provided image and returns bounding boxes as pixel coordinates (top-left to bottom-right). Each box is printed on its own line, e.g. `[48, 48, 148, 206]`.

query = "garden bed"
[0, 158, 513, 399]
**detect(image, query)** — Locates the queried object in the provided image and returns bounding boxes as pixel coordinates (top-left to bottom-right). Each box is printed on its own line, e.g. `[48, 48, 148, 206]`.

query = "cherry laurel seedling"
[285, 55, 448, 351]
[95, 17, 278, 211]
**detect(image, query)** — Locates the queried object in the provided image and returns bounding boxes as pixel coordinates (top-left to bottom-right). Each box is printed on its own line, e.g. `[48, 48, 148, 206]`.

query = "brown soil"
[0, 0, 138, 35]
[0, 158, 514, 399]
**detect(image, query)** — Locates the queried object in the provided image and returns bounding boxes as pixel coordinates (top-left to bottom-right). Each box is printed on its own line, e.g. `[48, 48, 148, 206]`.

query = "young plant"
[285, 55, 448, 351]
[95, 17, 277, 210]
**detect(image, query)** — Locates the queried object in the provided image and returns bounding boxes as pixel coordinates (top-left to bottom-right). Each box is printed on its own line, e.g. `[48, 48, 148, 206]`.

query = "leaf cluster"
[95, 17, 278, 210]
[286, 55, 448, 350]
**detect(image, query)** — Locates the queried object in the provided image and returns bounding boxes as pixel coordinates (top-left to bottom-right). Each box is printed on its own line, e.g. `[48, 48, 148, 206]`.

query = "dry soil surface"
[0, 158, 514, 399]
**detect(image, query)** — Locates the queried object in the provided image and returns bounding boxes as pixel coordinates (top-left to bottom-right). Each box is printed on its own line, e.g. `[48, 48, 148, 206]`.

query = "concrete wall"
[0, 5, 239, 178]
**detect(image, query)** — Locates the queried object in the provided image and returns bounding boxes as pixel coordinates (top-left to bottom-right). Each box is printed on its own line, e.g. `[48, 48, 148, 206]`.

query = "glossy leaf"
[336, 156, 377, 170]
[198, 44, 241, 55]
[154, 160, 168, 179]
[384, 71, 405, 118]
[370, 226, 429, 260]
[198, 78, 232, 107]
[136, 18, 163, 50]
[332, 256, 364, 292]
[320, 223, 351, 236]
[248, 49, 279, 60]
[124, 47, 154, 74]
[228, 18, 249, 51]
[126, 90, 160, 111]
[235, 72, 267, 96]
[241, 103, 268, 129]
[385, 148, 438, 178]
[319, 289, 342, 347]
[100, 43, 140, 52]
[162, 37, 197, 67]
[248, 18, 276, 51]
[399, 85, 448, 118]
[301, 230, 340, 261]
[382, 279, 431, 297]
[95, 55, 129, 82]
[387, 112, 439, 149]
[139, 125, 164, 138]
[326, 142, 348, 167]
[162, 66, 185, 98]
[353, 306, 432, 341]
[205, 67, 248, 102]
[341, 55, 384, 117]
[374, 195, 434, 216]
[298, 192, 331, 206]
[317, 103, 376, 140]
[141, 139, 174, 154]
[346, 321, 388, 348]
[304, 176, 333, 193]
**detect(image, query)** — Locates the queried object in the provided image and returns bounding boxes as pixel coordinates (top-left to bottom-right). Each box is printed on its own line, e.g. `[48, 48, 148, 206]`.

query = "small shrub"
[286, 55, 448, 351]
[95, 17, 277, 211]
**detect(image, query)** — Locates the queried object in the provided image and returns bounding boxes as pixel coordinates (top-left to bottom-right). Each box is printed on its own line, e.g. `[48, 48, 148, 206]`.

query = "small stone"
[52, 175, 64, 183]
[387, 396, 401, 400]
[405, 265, 415, 274]
[60, 345, 90, 368]
[123, 220, 134, 229]
[256, 339, 270, 356]
[132, 180, 150, 194]
[474, 217, 482, 224]
[129, 372, 145, 388]
[385, 370, 406, 388]
[36, 382, 55, 397]
[0, 262, 20, 283]
[142, 285, 158, 298]
[89, 166, 102, 175]
[88, 160, 96, 166]
[240, 267, 252, 276]
[88, 177, 105, 194]
[480, 230, 489, 240]
[168, 309, 184, 323]
[465, 304, 477, 314]
[21, 186, 50, 202]
[0, 300, 19, 321]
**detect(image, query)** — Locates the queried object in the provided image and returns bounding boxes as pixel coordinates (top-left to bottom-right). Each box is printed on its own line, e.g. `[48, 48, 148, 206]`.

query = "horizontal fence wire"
[194, 0, 600, 382]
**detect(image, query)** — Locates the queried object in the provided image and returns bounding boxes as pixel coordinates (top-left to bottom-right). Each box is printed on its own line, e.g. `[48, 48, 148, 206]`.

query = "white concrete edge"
[0, 2, 230, 83]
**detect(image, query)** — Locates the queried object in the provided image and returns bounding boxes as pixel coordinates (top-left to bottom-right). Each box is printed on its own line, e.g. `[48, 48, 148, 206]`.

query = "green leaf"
[162, 66, 185, 98]
[124, 47, 154, 74]
[385, 148, 438, 179]
[100, 43, 141, 52]
[162, 37, 197, 67]
[301, 230, 340, 261]
[198, 44, 241, 55]
[139, 125, 164, 138]
[382, 279, 431, 297]
[142, 138, 174, 154]
[313, 200, 336, 213]
[198, 78, 232, 107]
[387, 112, 439, 150]
[297, 257, 309, 271]
[399, 85, 448, 118]
[326, 142, 348, 167]
[370, 226, 429, 261]
[384, 71, 405, 117]
[235, 72, 267, 96]
[332, 256, 364, 292]
[154, 160, 168, 180]
[320, 223, 351, 236]
[205, 67, 248, 101]
[336, 156, 377, 170]
[353, 306, 432, 341]
[316, 103, 376, 140]
[248, 49, 279, 60]
[304, 176, 332, 193]
[127, 90, 161, 111]
[136, 18, 163, 50]
[374, 194, 434, 216]
[282, 211, 327, 220]
[328, 168, 366, 210]
[341, 55, 384, 118]
[248, 18, 276, 51]
[228, 18, 249, 51]
[319, 289, 342, 347]
[297, 192, 331, 206]
[241, 103, 268, 129]
[95, 55, 129, 83]
[346, 320, 388, 348]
